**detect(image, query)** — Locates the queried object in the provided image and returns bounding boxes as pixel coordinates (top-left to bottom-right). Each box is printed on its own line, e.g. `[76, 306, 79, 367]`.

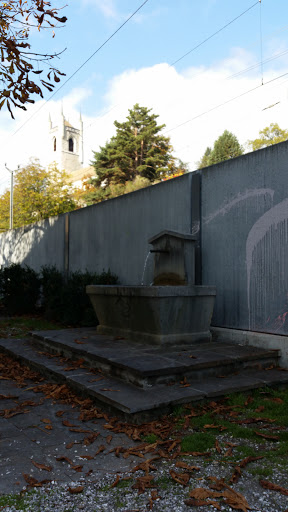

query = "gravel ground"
[0, 353, 287, 512]
[1, 436, 288, 512]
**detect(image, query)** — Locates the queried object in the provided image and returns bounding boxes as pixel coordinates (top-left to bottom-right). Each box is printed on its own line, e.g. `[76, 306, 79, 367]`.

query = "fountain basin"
[86, 285, 216, 346]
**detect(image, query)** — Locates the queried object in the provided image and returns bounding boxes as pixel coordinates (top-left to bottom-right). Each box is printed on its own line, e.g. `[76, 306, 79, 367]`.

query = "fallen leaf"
[111, 475, 121, 488]
[230, 466, 241, 483]
[170, 469, 190, 486]
[175, 462, 200, 472]
[106, 435, 113, 444]
[184, 497, 220, 509]
[95, 445, 105, 456]
[244, 396, 254, 406]
[84, 433, 100, 445]
[31, 461, 52, 472]
[69, 428, 93, 433]
[239, 456, 264, 468]
[41, 418, 51, 424]
[264, 397, 284, 404]
[68, 486, 84, 494]
[100, 388, 120, 392]
[62, 420, 76, 427]
[255, 431, 279, 440]
[255, 405, 265, 413]
[56, 456, 73, 465]
[259, 480, 288, 496]
[71, 464, 83, 472]
[215, 440, 222, 454]
[132, 475, 155, 494]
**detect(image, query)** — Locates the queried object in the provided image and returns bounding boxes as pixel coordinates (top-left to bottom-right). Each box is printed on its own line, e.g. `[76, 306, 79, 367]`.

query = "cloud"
[81, 0, 118, 19]
[1, 48, 287, 194]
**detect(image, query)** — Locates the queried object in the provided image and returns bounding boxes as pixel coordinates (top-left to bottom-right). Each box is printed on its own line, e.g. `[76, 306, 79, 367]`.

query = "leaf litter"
[0, 353, 288, 511]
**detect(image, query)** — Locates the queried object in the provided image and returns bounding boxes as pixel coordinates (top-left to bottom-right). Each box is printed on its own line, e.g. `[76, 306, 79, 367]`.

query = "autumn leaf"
[215, 440, 222, 453]
[260, 480, 288, 496]
[175, 461, 200, 472]
[132, 475, 155, 494]
[184, 497, 220, 509]
[41, 418, 51, 424]
[110, 475, 121, 488]
[68, 486, 84, 494]
[95, 445, 105, 456]
[170, 469, 190, 486]
[31, 461, 52, 472]
[56, 456, 73, 465]
[254, 431, 279, 441]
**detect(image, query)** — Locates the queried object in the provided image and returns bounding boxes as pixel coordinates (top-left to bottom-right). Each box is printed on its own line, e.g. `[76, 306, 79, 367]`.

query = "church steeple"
[48, 110, 83, 173]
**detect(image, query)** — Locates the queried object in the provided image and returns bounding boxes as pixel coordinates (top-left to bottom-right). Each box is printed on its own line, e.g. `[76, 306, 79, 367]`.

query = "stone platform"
[0, 328, 288, 422]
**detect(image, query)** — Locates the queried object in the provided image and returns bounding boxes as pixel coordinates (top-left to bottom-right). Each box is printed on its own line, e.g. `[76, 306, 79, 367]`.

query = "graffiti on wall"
[204, 187, 288, 335]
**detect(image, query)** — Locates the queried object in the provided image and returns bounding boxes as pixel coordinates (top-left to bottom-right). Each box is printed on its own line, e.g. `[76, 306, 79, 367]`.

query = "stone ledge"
[211, 327, 288, 368]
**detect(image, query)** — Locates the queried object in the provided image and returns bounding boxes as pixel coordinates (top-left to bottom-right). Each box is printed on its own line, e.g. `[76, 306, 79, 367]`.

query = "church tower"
[48, 110, 83, 173]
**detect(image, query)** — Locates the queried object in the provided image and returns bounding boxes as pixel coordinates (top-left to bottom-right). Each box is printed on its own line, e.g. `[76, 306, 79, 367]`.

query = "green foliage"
[0, 263, 40, 315]
[248, 123, 288, 151]
[197, 130, 243, 168]
[0, 316, 61, 338]
[0, 264, 118, 326]
[84, 175, 152, 205]
[40, 266, 118, 326]
[0, 489, 40, 510]
[60, 269, 118, 326]
[0, 161, 76, 232]
[89, 104, 175, 203]
[181, 432, 215, 452]
[197, 147, 212, 169]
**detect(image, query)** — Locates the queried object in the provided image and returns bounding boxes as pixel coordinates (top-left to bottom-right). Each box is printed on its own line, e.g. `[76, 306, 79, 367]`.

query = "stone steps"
[0, 328, 288, 422]
[29, 328, 282, 388]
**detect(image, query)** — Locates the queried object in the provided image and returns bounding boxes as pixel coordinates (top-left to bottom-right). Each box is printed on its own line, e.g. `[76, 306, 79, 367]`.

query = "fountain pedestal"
[87, 230, 216, 346]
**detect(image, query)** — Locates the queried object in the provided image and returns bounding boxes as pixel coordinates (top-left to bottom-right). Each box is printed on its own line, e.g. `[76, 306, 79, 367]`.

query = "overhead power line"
[11, 0, 150, 138]
[165, 71, 288, 135]
[169, 1, 259, 68]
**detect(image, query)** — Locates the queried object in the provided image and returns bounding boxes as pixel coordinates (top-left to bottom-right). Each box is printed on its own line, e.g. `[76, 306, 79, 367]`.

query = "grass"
[142, 433, 159, 444]
[181, 432, 215, 452]
[0, 315, 61, 338]
[0, 490, 40, 511]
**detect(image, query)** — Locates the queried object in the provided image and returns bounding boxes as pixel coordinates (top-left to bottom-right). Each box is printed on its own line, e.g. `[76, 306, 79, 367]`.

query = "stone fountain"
[86, 230, 216, 346]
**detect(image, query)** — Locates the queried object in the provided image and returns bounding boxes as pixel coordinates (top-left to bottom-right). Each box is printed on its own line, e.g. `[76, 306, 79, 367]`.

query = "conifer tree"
[91, 104, 174, 188]
[209, 130, 243, 165]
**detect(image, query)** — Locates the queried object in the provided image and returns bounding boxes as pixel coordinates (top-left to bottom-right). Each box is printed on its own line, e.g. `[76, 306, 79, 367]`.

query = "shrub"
[40, 266, 118, 326]
[40, 266, 65, 322]
[0, 263, 40, 315]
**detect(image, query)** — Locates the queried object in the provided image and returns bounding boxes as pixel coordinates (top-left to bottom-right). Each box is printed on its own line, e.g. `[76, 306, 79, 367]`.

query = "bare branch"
[0, 0, 67, 117]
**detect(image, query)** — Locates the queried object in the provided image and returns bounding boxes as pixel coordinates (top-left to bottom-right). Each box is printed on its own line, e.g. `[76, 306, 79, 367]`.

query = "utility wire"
[165, 71, 288, 135]
[169, 1, 259, 68]
[226, 48, 288, 80]
[259, 0, 264, 84]
[11, 0, 150, 137]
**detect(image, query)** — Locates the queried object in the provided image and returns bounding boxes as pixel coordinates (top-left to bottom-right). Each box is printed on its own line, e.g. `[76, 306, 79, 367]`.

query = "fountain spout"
[149, 230, 197, 286]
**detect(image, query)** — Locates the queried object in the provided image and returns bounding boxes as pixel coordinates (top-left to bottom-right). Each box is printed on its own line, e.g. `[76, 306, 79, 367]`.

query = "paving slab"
[0, 376, 142, 495]
[0, 333, 287, 422]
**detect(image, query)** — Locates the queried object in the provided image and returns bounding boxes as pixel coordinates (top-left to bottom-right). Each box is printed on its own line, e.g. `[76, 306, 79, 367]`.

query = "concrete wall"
[0, 215, 66, 272]
[0, 172, 200, 286]
[202, 141, 288, 336]
[1, 141, 288, 338]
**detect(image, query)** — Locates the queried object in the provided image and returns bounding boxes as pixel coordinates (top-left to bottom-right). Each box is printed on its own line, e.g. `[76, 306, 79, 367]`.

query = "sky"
[1, 0, 288, 192]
